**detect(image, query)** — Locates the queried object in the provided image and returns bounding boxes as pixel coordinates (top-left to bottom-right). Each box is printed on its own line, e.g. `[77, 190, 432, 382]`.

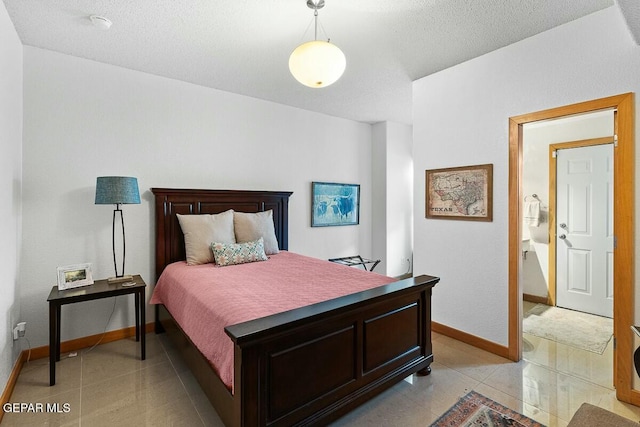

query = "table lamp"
[95, 176, 140, 282]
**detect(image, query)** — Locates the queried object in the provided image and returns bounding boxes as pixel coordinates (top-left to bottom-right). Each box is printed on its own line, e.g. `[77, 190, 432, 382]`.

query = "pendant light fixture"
[289, 0, 346, 88]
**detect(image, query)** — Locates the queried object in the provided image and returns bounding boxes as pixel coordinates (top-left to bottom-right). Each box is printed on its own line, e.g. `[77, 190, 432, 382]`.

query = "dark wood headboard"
[151, 188, 293, 280]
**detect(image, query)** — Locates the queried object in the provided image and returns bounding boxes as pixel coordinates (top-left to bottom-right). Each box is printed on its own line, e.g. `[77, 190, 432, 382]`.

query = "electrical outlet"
[18, 322, 26, 337]
[13, 322, 26, 340]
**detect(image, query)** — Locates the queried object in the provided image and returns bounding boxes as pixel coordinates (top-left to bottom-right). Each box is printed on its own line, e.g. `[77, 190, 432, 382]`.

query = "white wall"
[20, 47, 374, 348]
[413, 5, 640, 345]
[372, 124, 387, 272]
[386, 122, 413, 277]
[372, 121, 413, 277]
[0, 1, 23, 393]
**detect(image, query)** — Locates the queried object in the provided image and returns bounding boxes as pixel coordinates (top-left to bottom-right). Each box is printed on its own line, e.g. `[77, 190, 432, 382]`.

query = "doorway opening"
[508, 93, 635, 404]
[522, 131, 616, 392]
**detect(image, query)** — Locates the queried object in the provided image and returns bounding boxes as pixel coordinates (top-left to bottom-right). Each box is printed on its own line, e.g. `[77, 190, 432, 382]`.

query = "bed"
[151, 188, 439, 426]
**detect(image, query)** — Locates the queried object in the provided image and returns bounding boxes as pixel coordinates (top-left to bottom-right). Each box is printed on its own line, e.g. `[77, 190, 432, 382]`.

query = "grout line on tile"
[79, 347, 84, 426]
[521, 353, 615, 391]
[158, 334, 207, 426]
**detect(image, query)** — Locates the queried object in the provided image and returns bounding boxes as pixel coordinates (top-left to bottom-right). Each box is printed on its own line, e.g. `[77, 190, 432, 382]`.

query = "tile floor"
[3, 304, 640, 426]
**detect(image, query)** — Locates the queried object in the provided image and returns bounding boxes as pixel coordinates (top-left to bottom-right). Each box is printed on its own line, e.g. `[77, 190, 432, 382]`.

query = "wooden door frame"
[508, 93, 635, 403]
[548, 137, 615, 308]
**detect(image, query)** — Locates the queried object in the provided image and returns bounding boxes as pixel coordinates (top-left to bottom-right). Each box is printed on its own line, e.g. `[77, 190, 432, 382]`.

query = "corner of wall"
[0, 0, 24, 402]
[616, 0, 640, 46]
[370, 121, 413, 277]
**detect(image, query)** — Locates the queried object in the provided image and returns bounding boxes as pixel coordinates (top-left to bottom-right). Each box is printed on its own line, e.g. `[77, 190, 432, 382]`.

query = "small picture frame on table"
[57, 263, 94, 290]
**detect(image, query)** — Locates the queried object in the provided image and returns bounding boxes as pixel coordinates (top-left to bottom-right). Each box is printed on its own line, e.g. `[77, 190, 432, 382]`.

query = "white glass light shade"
[289, 40, 346, 88]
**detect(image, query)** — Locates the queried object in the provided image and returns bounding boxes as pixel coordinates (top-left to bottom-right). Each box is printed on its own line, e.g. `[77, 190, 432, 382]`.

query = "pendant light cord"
[296, 5, 330, 44]
[314, 10, 318, 40]
[316, 11, 330, 41]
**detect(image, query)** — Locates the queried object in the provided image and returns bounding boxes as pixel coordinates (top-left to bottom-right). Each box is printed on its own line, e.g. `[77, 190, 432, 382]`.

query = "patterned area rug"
[430, 391, 545, 427]
[523, 304, 613, 354]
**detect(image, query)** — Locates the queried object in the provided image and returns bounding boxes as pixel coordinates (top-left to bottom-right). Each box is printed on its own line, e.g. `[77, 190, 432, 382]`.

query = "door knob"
[559, 223, 567, 229]
[559, 234, 567, 240]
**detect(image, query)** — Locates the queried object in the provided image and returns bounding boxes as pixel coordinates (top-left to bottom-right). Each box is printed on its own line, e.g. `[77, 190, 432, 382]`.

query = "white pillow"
[233, 210, 280, 255]
[177, 210, 236, 265]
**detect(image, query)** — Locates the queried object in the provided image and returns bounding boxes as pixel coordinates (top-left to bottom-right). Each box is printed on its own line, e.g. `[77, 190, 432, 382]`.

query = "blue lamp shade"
[95, 177, 140, 205]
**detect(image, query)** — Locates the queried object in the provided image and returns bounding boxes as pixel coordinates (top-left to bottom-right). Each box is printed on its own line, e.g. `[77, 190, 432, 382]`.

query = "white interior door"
[555, 143, 613, 318]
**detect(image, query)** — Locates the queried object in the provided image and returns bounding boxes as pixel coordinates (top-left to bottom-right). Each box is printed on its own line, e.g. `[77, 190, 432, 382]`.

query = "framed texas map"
[425, 163, 493, 221]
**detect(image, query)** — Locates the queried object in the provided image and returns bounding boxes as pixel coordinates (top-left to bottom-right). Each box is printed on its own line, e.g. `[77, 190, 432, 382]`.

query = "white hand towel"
[524, 200, 541, 227]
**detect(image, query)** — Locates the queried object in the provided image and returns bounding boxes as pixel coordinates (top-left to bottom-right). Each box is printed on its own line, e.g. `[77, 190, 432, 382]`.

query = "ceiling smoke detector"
[90, 15, 112, 30]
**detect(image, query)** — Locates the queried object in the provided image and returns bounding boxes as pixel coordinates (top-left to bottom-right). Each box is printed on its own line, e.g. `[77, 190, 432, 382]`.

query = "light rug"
[523, 304, 612, 354]
[430, 391, 545, 427]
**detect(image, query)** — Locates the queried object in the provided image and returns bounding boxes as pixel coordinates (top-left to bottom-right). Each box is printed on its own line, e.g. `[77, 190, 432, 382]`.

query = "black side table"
[47, 275, 146, 386]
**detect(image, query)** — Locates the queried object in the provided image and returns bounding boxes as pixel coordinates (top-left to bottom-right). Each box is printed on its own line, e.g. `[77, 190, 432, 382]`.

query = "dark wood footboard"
[227, 274, 438, 426]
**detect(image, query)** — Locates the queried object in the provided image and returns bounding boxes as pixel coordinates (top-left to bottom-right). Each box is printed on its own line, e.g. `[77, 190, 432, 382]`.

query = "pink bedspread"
[149, 251, 395, 392]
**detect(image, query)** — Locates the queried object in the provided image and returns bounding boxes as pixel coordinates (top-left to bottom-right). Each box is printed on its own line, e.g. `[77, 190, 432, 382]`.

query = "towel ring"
[524, 194, 539, 202]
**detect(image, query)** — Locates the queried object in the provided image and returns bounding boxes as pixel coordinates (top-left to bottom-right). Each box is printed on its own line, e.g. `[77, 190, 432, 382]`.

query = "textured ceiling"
[3, 0, 621, 124]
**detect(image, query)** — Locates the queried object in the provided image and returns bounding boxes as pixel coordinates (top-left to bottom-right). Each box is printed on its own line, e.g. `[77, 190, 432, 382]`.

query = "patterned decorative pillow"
[211, 237, 268, 267]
